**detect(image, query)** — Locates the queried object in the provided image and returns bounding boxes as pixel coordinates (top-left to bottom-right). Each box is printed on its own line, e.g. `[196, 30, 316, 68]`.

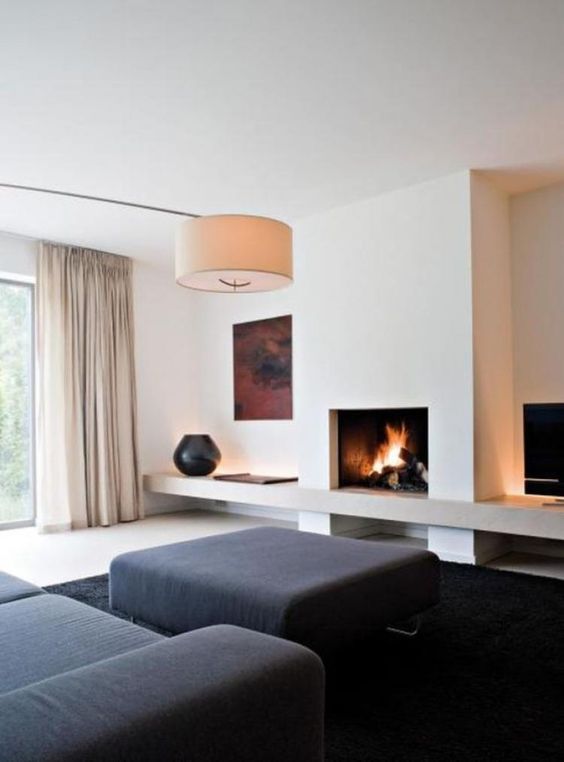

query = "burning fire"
[372, 422, 409, 474]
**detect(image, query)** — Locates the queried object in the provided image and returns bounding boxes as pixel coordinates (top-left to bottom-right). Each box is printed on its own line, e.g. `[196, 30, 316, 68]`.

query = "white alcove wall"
[470, 172, 514, 500]
[469, 175, 564, 502]
[510, 181, 564, 494]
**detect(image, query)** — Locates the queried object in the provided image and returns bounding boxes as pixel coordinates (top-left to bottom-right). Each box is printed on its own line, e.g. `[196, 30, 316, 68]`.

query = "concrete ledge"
[144, 473, 564, 541]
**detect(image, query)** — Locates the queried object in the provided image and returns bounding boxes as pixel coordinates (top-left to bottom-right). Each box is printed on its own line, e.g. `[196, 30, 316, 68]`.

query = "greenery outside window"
[0, 278, 35, 528]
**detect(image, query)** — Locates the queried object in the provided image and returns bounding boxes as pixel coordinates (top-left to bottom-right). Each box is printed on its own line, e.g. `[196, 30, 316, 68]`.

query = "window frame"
[0, 276, 36, 530]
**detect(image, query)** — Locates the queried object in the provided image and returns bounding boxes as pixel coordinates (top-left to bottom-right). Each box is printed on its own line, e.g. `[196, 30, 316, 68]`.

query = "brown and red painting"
[233, 315, 292, 420]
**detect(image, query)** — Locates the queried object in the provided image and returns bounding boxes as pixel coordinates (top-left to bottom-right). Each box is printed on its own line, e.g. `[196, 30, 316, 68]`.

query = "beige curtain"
[37, 242, 142, 531]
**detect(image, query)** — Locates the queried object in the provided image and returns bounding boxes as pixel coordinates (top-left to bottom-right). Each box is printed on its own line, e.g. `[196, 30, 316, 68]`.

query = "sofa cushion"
[0, 625, 324, 762]
[0, 571, 44, 605]
[0, 593, 161, 694]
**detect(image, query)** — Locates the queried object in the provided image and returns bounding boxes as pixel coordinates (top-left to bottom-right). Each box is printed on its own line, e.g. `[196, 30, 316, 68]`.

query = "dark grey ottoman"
[110, 527, 440, 652]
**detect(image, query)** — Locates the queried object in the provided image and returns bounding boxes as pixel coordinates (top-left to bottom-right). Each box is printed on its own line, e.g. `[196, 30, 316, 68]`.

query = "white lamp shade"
[175, 214, 293, 293]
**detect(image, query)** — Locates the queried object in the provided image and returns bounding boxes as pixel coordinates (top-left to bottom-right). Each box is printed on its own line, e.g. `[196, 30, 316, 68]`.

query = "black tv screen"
[524, 403, 564, 496]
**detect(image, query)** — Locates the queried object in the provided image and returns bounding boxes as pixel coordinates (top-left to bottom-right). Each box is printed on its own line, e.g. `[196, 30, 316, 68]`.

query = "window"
[0, 278, 34, 527]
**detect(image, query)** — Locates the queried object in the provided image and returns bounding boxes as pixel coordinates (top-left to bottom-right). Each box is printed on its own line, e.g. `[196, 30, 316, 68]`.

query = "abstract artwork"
[233, 315, 292, 420]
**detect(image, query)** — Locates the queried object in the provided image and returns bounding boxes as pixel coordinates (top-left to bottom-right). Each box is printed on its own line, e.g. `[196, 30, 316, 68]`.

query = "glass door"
[0, 278, 34, 527]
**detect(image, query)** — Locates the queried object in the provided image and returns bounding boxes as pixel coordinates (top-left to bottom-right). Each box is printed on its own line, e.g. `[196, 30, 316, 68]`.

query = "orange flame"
[372, 423, 409, 474]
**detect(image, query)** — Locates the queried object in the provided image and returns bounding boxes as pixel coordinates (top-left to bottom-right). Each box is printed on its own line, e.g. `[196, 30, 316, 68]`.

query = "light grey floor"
[1, 509, 563, 585]
[0, 509, 295, 586]
[486, 551, 564, 581]
[365, 534, 564, 579]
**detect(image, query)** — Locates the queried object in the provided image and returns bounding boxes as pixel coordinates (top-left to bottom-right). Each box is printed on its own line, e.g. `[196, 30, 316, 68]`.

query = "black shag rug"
[46, 563, 564, 761]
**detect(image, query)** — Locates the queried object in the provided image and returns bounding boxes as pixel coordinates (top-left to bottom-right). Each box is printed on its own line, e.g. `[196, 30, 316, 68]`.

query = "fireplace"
[337, 408, 428, 493]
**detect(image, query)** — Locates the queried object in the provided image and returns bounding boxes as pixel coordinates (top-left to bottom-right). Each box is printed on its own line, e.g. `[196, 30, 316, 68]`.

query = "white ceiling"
[1, 0, 564, 264]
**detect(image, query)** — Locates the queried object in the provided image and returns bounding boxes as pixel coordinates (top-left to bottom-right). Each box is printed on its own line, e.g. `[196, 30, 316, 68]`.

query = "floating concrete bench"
[110, 527, 440, 653]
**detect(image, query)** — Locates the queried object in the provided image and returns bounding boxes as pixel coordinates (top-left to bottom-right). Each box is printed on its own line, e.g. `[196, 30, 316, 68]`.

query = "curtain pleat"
[37, 242, 142, 531]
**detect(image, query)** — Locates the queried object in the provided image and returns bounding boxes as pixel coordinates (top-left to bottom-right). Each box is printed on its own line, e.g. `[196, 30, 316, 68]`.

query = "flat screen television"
[524, 403, 564, 496]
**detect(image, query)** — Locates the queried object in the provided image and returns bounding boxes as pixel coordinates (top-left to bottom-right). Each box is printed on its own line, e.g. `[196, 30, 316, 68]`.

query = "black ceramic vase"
[173, 434, 221, 477]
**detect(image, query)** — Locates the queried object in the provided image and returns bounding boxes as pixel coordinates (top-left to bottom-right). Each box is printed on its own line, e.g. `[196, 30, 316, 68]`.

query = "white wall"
[133, 261, 198, 512]
[470, 173, 514, 499]
[510, 181, 564, 492]
[13, 171, 562, 518]
[295, 172, 475, 499]
[189, 288, 297, 476]
[0, 232, 37, 279]
[134, 176, 564, 510]
[192, 172, 476, 501]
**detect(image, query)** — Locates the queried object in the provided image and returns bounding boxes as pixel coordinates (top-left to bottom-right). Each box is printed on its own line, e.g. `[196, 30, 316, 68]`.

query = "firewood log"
[415, 461, 429, 484]
[399, 447, 417, 468]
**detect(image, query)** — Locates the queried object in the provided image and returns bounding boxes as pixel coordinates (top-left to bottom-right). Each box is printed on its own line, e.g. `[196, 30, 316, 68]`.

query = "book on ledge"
[213, 473, 298, 485]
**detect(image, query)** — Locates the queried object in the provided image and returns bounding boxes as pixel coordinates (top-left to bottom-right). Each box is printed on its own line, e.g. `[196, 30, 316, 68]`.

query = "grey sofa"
[0, 571, 324, 762]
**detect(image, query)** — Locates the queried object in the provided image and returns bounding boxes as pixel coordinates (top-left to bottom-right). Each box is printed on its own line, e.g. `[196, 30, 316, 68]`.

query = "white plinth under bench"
[143, 473, 564, 566]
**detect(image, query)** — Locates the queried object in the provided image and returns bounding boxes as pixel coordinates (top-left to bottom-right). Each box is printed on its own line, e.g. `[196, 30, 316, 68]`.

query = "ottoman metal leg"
[386, 615, 421, 637]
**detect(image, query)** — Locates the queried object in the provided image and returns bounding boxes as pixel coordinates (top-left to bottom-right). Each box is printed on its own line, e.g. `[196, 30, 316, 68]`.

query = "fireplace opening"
[337, 408, 429, 493]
